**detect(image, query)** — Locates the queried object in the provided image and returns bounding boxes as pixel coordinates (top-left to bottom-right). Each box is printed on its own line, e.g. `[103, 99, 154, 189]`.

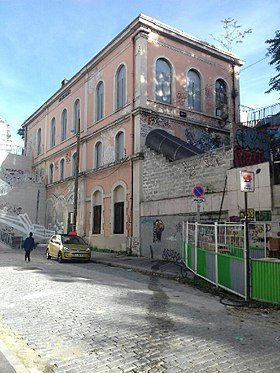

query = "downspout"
[128, 33, 136, 255]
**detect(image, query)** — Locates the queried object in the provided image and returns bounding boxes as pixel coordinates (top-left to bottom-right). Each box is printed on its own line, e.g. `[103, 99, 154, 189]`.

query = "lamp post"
[72, 118, 80, 233]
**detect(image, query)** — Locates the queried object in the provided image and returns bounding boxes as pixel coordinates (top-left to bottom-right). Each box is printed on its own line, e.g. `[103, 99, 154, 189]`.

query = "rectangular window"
[92, 205, 101, 234]
[114, 202, 124, 234]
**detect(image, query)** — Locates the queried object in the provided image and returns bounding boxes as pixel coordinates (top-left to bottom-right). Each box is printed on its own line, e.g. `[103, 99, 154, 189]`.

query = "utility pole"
[72, 118, 80, 233]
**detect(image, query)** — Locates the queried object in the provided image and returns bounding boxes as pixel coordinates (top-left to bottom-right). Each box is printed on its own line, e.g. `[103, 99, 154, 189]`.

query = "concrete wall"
[0, 153, 47, 232]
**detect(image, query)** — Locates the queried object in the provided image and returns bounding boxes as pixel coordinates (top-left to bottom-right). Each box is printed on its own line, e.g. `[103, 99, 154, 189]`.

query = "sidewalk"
[91, 250, 192, 280]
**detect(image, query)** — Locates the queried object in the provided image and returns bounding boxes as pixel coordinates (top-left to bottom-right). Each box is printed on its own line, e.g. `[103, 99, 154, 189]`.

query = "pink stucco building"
[23, 14, 242, 253]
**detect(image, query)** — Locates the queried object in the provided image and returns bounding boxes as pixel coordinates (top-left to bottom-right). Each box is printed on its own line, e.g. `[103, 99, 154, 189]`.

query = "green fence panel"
[197, 248, 206, 277]
[251, 260, 280, 304]
[217, 254, 231, 288]
[187, 243, 192, 269]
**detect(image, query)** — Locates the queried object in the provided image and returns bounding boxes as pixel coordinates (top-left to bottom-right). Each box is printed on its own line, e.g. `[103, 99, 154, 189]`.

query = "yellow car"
[46, 234, 91, 263]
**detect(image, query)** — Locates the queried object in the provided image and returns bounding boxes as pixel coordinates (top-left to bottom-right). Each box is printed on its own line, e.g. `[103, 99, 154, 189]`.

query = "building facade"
[23, 14, 242, 253]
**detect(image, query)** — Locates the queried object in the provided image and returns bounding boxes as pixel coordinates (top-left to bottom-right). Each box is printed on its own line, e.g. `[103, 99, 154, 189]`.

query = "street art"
[234, 126, 270, 167]
[153, 219, 165, 242]
[184, 125, 229, 152]
[140, 112, 173, 138]
[162, 248, 181, 262]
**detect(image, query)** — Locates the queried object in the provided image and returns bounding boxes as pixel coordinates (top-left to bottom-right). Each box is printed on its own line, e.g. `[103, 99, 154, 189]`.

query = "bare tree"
[211, 18, 252, 52]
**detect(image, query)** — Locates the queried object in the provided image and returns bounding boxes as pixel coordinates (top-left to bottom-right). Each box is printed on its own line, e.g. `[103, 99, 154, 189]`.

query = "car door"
[49, 235, 61, 257]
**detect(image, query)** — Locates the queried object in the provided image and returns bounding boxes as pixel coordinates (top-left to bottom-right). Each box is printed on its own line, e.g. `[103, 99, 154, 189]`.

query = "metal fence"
[182, 221, 280, 304]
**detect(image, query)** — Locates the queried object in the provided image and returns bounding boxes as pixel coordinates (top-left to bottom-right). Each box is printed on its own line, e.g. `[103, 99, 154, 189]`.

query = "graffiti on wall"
[0, 202, 23, 215]
[140, 112, 173, 138]
[153, 219, 165, 242]
[185, 125, 229, 152]
[234, 126, 270, 167]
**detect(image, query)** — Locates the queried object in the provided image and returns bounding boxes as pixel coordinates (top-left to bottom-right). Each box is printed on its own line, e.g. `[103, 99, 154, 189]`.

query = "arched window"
[95, 141, 103, 168]
[61, 109, 67, 142]
[187, 70, 201, 111]
[50, 118, 56, 147]
[49, 163, 54, 184]
[37, 128, 42, 156]
[115, 131, 124, 161]
[73, 99, 80, 134]
[60, 159, 65, 180]
[113, 185, 124, 234]
[116, 65, 126, 109]
[96, 81, 104, 121]
[215, 79, 228, 116]
[92, 190, 102, 234]
[155, 58, 171, 103]
[72, 152, 77, 176]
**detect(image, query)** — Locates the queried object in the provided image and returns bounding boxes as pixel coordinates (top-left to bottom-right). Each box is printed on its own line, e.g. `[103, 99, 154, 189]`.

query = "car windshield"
[61, 236, 86, 245]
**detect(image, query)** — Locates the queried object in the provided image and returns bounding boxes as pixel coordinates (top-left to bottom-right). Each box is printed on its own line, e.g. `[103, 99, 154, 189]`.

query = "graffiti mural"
[184, 125, 229, 152]
[234, 126, 270, 167]
[153, 219, 165, 242]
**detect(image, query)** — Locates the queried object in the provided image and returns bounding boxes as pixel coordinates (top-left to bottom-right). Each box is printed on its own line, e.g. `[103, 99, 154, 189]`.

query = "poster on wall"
[240, 170, 255, 192]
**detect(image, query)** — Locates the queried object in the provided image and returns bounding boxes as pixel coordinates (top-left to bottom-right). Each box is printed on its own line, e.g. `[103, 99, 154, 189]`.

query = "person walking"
[23, 232, 35, 262]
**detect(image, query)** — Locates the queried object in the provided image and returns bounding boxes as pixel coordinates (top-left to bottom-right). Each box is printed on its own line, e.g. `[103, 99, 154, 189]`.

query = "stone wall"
[140, 146, 233, 258]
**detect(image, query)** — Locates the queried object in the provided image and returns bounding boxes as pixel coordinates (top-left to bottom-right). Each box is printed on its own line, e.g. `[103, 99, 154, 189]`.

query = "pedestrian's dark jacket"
[23, 236, 35, 251]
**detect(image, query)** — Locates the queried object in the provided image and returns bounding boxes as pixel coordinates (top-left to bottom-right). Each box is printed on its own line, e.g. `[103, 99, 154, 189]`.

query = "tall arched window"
[37, 128, 42, 156]
[155, 58, 172, 103]
[215, 79, 228, 116]
[115, 131, 124, 161]
[95, 141, 103, 168]
[96, 81, 104, 121]
[113, 185, 124, 234]
[49, 163, 54, 184]
[61, 109, 67, 142]
[50, 118, 56, 147]
[187, 69, 201, 111]
[72, 152, 77, 176]
[92, 190, 102, 234]
[116, 65, 126, 109]
[73, 99, 80, 134]
[60, 159, 65, 180]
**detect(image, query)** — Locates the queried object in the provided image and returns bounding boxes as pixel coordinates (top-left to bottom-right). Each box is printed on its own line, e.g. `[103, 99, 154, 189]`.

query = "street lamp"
[72, 118, 80, 233]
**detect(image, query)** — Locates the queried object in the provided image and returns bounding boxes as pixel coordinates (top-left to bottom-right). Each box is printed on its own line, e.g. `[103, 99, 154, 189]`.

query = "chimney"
[61, 78, 69, 87]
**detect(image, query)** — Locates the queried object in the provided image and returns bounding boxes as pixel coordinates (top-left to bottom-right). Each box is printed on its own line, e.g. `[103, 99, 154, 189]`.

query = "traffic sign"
[192, 185, 205, 198]
[193, 197, 205, 203]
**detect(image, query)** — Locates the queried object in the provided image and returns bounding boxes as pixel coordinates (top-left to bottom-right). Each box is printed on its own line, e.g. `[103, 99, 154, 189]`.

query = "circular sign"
[192, 185, 205, 198]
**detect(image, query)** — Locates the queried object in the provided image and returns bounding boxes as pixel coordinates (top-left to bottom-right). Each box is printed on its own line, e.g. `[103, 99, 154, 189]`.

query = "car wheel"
[46, 249, 51, 260]
[58, 252, 63, 263]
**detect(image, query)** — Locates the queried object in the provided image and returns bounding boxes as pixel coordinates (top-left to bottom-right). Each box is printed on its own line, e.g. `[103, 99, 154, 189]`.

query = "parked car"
[46, 233, 91, 263]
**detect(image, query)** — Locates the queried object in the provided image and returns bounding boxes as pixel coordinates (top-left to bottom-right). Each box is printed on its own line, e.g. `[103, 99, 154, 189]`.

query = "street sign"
[240, 170, 255, 192]
[193, 197, 205, 203]
[192, 185, 205, 198]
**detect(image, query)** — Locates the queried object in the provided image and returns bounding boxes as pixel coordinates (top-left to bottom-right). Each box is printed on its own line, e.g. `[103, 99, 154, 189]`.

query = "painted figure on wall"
[153, 219, 164, 242]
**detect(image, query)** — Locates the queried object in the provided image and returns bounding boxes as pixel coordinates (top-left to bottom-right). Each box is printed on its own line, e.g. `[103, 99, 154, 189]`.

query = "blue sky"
[1, 0, 279, 144]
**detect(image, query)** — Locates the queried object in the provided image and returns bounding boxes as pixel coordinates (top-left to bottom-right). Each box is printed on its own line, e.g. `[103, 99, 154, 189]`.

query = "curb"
[0, 340, 29, 373]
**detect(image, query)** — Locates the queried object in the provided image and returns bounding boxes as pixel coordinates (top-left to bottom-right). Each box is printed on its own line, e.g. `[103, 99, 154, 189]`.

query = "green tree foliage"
[211, 18, 252, 52]
[17, 127, 25, 139]
[266, 30, 280, 94]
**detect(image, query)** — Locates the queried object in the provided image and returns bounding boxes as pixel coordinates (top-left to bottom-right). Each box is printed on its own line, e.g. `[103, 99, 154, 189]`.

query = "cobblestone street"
[0, 245, 280, 373]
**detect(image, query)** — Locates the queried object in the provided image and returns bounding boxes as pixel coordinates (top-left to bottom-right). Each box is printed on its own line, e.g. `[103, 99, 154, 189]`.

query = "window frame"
[94, 141, 103, 169]
[37, 128, 42, 156]
[61, 109, 67, 142]
[73, 99, 80, 134]
[116, 64, 126, 110]
[187, 69, 201, 112]
[60, 158, 65, 180]
[215, 79, 228, 116]
[115, 131, 125, 162]
[96, 81, 104, 121]
[155, 58, 172, 104]
[50, 118, 56, 148]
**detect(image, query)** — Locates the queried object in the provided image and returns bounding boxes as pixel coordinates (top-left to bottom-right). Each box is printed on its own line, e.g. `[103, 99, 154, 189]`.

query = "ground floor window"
[114, 202, 124, 234]
[92, 205, 102, 234]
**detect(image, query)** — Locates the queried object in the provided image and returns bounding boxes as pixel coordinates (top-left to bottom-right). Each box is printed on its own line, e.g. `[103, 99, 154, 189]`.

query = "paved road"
[0, 245, 280, 373]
